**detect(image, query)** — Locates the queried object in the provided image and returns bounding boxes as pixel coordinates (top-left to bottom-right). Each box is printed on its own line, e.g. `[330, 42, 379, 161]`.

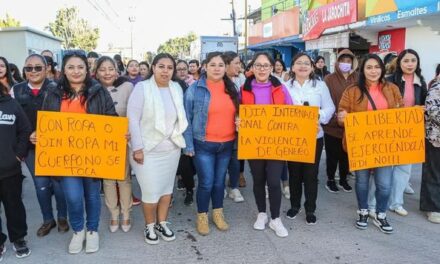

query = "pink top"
[403, 74, 415, 107]
[367, 83, 389, 110]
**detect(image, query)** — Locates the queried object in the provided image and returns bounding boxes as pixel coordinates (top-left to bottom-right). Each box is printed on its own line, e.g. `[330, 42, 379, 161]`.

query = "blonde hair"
[386, 57, 398, 75]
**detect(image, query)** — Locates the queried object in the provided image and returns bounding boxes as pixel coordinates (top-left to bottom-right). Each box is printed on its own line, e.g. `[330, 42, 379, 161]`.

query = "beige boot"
[196, 213, 209, 235]
[212, 208, 229, 231]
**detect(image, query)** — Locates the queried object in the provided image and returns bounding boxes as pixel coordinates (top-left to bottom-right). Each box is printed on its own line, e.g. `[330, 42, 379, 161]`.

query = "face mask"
[338, 62, 352, 73]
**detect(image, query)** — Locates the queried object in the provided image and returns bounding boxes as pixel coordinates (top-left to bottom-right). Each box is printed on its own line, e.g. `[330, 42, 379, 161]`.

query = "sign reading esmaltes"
[238, 105, 319, 163]
[345, 107, 425, 171]
[35, 111, 128, 180]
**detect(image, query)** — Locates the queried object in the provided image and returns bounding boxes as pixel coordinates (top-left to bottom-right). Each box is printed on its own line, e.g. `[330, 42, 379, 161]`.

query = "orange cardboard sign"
[35, 111, 128, 180]
[238, 105, 319, 163]
[345, 107, 425, 171]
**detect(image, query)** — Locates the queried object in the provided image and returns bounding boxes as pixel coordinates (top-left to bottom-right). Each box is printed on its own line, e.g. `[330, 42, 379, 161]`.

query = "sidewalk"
[2, 154, 439, 264]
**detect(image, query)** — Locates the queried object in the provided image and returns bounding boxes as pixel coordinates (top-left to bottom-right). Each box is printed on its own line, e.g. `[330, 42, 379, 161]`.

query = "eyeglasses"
[24, 66, 44, 72]
[176, 68, 188, 72]
[294, 61, 312, 67]
[253, 64, 272, 70]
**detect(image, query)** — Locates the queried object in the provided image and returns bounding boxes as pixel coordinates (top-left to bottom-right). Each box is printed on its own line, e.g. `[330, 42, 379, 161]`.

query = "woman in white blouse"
[284, 52, 335, 225]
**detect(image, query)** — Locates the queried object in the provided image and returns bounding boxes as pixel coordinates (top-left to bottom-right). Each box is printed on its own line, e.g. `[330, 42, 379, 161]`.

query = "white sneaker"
[85, 231, 99, 253]
[391, 206, 408, 216]
[265, 185, 269, 199]
[404, 184, 415, 195]
[229, 188, 244, 203]
[368, 209, 376, 219]
[269, 218, 288, 237]
[427, 212, 440, 224]
[282, 186, 290, 199]
[68, 230, 85, 254]
[253, 212, 268, 230]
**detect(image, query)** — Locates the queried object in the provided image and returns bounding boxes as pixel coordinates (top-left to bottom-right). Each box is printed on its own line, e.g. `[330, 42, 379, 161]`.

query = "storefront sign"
[238, 105, 319, 163]
[345, 107, 425, 171]
[302, 0, 357, 41]
[305, 32, 349, 50]
[369, 28, 406, 54]
[367, 0, 440, 25]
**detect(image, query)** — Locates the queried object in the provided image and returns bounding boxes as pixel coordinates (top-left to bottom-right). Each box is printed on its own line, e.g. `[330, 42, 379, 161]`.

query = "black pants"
[248, 160, 284, 219]
[0, 173, 27, 245]
[177, 154, 196, 191]
[288, 138, 324, 214]
[420, 140, 440, 212]
[240, 160, 244, 173]
[324, 133, 349, 182]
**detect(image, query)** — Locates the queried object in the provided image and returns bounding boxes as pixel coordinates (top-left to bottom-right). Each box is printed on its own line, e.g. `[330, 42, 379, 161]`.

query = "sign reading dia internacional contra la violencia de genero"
[344, 107, 425, 171]
[35, 111, 128, 180]
[238, 105, 319, 163]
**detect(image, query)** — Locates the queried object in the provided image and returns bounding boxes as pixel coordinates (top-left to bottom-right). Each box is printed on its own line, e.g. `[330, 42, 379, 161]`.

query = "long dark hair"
[243, 52, 281, 92]
[146, 53, 177, 82]
[43, 56, 57, 77]
[113, 54, 125, 74]
[289, 52, 317, 87]
[204, 52, 239, 111]
[223, 51, 239, 65]
[0, 57, 15, 95]
[273, 58, 287, 73]
[58, 52, 94, 105]
[357, 53, 386, 103]
[9, 63, 24, 83]
[394, 49, 425, 86]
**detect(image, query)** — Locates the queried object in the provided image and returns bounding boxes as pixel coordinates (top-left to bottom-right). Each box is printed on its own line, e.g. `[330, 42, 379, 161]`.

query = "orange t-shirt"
[60, 97, 87, 113]
[205, 79, 236, 142]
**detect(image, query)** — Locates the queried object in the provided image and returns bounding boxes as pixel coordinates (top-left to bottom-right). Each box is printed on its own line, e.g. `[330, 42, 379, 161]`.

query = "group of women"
[0, 47, 439, 259]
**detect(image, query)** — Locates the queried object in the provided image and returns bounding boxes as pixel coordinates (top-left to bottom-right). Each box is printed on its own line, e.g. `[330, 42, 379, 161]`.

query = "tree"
[143, 51, 156, 64]
[47, 7, 99, 51]
[157, 32, 197, 58]
[0, 13, 21, 28]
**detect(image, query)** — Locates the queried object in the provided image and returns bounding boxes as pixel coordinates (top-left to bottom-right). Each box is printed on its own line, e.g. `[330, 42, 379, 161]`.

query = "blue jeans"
[25, 149, 67, 223]
[60, 177, 101, 232]
[194, 139, 234, 213]
[355, 166, 393, 213]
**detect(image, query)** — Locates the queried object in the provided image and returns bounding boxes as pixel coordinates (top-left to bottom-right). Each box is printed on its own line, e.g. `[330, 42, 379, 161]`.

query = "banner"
[35, 111, 128, 180]
[345, 107, 425, 171]
[238, 105, 319, 163]
[302, 0, 357, 41]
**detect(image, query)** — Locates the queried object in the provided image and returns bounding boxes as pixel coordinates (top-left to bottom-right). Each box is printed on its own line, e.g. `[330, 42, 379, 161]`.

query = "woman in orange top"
[183, 52, 239, 236]
[338, 54, 403, 234]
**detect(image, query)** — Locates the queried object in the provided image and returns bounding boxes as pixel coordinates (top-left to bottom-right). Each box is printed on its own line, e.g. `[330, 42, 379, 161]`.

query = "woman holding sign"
[284, 53, 335, 225]
[241, 52, 293, 237]
[128, 53, 188, 244]
[338, 54, 403, 234]
[41, 52, 117, 253]
[95, 56, 134, 233]
[183, 52, 239, 236]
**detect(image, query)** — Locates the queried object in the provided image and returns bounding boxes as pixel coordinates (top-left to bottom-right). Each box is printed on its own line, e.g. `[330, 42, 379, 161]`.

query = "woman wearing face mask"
[125, 60, 143, 86]
[183, 52, 239, 236]
[39, 52, 118, 254]
[381, 49, 427, 217]
[338, 54, 403, 234]
[242, 52, 293, 237]
[95, 56, 134, 233]
[128, 53, 188, 244]
[314, 56, 330, 81]
[0, 57, 16, 94]
[284, 53, 335, 225]
[322, 49, 359, 194]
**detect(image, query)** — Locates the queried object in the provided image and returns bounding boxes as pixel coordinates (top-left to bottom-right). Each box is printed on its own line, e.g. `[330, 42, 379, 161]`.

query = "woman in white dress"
[127, 53, 188, 245]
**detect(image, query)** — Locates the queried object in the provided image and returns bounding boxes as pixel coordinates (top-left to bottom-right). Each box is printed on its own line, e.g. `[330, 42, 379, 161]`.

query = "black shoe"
[0, 243, 6, 262]
[184, 190, 193, 206]
[306, 213, 317, 225]
[13, 239, 31, 258]
[286, 208, 301, 219]
[155, 222, 176, 242]
[325, 180, 339, 193]
[144, 224, 159, 245]
[356, 210, 369, 230]
[373, 213, 393, 234]
[339, 181, 353, 192]
[177, 178, 185, 191]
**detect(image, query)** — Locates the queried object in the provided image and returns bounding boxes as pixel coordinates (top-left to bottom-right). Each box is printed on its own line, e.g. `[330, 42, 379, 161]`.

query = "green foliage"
[157, 32, 197, 58]
[0, 13, 21, 28]
[143, 51, 156, 64]
[47, 7, 99, 51]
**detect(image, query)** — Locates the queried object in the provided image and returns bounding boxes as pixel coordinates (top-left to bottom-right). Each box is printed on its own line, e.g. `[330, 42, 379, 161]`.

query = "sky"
[0, 0, 260, 59]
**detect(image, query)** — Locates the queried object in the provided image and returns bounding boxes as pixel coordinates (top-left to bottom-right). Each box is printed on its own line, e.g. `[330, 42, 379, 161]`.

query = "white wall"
[0, 31, 27, 68]
[25, 31, 62, 67]
[405, 26, 440, 83]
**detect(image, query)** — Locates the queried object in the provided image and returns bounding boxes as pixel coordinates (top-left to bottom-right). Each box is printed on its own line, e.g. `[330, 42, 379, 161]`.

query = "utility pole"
[244, 0, 248, 58]
[129, 15, 136, 58]
[221, 0, 237, 36]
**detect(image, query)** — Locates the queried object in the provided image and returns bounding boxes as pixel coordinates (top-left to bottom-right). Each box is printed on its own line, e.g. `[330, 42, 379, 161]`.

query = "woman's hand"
[30, 131, 37, 144]
[184, 151, 195, 157]
[125, 132, 131, 141]
[133, 150, 144, 165]
[337, 110, 348, 124]
[235, 117, 241, 132]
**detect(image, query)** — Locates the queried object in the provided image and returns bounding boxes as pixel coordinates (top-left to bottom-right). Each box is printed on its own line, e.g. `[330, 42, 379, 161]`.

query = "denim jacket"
[183, 76, 211, 153]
